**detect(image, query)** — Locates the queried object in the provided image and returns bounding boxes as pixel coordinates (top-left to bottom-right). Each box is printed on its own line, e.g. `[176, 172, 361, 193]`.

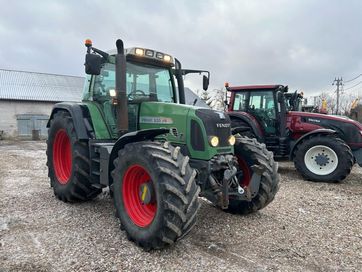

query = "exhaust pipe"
[115, 39, 128, 136]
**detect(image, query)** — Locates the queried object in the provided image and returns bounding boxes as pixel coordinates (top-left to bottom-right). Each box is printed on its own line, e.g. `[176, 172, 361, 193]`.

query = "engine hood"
[289, 111, 362, 130]
[288, 111, 362, 149]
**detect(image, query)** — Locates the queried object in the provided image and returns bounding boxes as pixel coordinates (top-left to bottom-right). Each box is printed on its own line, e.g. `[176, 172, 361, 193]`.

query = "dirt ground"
[0, 141, 361, 272]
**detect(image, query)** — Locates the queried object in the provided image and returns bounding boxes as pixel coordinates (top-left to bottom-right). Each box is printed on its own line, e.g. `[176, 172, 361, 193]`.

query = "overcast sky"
[1, 0, 362, 96]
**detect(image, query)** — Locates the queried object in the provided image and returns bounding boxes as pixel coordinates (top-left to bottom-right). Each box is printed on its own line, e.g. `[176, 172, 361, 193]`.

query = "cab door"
[247, 91, 277, 136]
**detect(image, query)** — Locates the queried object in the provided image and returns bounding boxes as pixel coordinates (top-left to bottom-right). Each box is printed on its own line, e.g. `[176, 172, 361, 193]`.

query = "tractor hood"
[289, 111, 362, 130]
[288, 111, 362, 149]
[138, 102, 233, 160]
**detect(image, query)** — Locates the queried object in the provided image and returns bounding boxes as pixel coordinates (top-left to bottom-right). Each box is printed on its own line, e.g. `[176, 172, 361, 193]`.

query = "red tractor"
[226, 84, 362, 182]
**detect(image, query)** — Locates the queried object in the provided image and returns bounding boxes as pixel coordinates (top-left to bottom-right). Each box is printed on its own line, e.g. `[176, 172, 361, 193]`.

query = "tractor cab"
[82, 44, 209, 137]
[83, 56, 177, 134]
[227, 85, 288, 138]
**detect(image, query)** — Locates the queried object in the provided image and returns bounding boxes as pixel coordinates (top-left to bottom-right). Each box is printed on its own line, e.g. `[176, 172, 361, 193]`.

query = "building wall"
[0, 100, 55, 139]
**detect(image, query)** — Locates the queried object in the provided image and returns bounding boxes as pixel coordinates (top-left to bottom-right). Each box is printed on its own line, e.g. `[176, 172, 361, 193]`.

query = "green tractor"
[46, 39, 279, 249]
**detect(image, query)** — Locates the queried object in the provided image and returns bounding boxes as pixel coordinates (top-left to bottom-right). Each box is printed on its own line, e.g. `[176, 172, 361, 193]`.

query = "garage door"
[17, 114, 49, 138]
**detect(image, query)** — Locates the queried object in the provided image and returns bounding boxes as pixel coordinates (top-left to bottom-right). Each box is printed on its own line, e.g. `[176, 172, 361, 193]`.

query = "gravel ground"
[0, 141, 361, 272]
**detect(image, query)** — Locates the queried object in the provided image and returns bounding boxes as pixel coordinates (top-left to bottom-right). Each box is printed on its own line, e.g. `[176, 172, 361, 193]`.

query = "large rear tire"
[112, 141, 200, 250]
[46, 111, 101, 202]
[293, 135, 354, 182]
[227, 136, 280, 214]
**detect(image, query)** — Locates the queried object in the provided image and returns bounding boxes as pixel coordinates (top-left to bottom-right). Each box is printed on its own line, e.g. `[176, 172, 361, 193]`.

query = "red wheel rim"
[236, 156, 251, 187]
[53, 129, 72, 184]
[122, 165, 157, 227]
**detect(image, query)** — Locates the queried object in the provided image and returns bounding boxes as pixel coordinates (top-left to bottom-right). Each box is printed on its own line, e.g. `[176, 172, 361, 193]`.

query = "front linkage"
[193, 135, 279, 213]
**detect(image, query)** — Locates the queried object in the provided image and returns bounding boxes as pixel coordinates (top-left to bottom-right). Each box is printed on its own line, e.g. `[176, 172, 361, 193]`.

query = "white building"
[0, 69, 83, 139]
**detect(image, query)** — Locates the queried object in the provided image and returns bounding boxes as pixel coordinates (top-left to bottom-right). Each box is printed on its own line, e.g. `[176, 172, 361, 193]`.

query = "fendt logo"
[216, 123, 230, 128]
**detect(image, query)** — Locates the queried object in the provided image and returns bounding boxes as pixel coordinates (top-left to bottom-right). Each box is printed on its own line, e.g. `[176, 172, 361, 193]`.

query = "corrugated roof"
[0, 69, 84, 102]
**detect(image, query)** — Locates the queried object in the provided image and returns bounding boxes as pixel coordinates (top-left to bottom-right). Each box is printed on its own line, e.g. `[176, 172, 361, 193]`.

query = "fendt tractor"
[225, 84, 362, 182]
[46, 39, 279, 249]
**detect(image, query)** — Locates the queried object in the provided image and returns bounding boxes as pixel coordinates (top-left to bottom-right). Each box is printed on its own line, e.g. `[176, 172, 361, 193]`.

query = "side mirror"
[203, 75, 209, 91]
[85, 53, 103, 75]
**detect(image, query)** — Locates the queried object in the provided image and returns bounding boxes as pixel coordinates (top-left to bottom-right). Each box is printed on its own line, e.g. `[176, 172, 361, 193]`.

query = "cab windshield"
[92, 62, 175, 103]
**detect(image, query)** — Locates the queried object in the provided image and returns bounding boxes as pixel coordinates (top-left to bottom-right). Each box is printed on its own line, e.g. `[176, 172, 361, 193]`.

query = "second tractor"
[226, 84, 362, 182]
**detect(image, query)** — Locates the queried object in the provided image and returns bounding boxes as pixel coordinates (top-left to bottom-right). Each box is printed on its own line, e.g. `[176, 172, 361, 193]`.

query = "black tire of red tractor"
[293, 135, 354, 182]
[46, 111, 101, 202]
[112, 141, 200, 250]
[227, 136, 280, 215]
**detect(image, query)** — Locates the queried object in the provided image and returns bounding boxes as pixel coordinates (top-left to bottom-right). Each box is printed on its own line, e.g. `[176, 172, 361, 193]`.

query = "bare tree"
[315, 91, 358, 115]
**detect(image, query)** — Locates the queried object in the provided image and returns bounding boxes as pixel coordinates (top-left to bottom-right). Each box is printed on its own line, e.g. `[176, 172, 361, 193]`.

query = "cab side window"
[233, 93, 247, 111]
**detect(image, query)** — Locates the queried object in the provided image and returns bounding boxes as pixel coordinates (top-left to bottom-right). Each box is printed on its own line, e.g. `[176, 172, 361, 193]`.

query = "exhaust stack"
[115, 39, 128, 135]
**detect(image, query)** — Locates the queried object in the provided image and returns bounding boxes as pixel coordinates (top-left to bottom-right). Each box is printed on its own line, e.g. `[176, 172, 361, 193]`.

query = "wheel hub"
[314, 153, 330, 166]
[122, 165, 157, 227]
[139, 182, 154, 205]
[53, 129, 72, 184]
[304, 145, 338, 176]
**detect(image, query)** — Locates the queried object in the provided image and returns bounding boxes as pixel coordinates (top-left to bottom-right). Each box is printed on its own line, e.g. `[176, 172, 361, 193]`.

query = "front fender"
[47, 102, 91, 139]
[289, 128, 337, 159]
[108, 128, 169, 185]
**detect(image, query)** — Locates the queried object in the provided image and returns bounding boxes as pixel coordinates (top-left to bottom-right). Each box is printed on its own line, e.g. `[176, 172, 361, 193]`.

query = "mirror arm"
[181, 69, 210, 78]
[91, 47, 109, 60]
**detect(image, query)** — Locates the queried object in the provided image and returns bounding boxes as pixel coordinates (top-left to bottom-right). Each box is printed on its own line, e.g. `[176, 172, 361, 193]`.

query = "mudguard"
[108, 128, 170, 185]
[47, 102, 91, 139]
[289, 128, 337, 159]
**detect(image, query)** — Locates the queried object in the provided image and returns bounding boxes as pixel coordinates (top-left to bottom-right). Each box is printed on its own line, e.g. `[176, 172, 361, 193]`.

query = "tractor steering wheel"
[128, 90, 146, 100]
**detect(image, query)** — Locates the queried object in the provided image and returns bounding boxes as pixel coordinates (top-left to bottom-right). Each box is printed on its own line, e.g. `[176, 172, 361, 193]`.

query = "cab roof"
[226, 84, 284, 92]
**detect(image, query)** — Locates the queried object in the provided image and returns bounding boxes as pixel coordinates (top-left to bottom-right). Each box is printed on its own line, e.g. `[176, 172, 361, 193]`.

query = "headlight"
[145, 49, 154, 57]
[156, 52, 164, 59]
[135, 48, 144, 56]
[163, 55, 172, 62]
[209, 136, 219, 147]
[228, 135, 236, 146]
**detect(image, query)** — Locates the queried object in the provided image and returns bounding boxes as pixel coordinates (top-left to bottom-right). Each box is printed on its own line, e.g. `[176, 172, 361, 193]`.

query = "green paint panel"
[139, 102, 232, 160]
[139, 102, 189, 143]
[83, 102, 111, 139]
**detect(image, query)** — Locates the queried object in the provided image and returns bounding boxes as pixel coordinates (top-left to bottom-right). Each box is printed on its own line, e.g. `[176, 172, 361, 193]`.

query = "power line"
[344, 81, 362, 91]
[344, 73, 362, 83]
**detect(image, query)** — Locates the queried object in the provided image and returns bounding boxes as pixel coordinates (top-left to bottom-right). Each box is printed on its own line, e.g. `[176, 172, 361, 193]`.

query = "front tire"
[46, 111, 101, 202]
[227, 136, 280, 214]
[293, 135, 354, 182]
[112, 141, 200, 250]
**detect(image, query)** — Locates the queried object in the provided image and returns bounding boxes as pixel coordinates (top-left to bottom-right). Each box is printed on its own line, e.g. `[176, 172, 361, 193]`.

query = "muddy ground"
[0, 141, 361, 272]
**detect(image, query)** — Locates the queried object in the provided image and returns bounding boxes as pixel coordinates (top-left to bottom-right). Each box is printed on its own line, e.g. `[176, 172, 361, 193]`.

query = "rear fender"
[289, 128, 337, 159]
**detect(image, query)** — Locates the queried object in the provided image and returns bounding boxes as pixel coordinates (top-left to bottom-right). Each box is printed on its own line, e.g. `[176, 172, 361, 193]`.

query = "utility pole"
[332, 77, 343, 115]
